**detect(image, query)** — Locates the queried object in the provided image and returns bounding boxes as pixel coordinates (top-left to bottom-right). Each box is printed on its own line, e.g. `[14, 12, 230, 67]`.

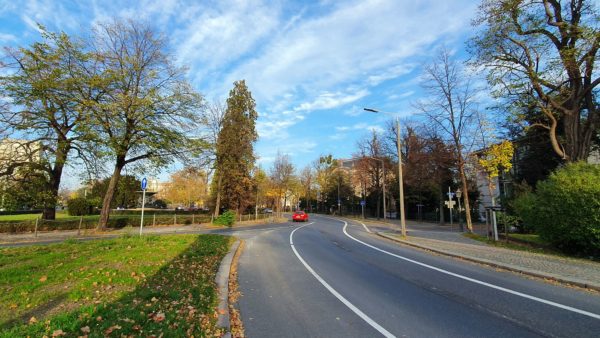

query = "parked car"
[292, 211, 309, 222]
[262, 208, 273, 214]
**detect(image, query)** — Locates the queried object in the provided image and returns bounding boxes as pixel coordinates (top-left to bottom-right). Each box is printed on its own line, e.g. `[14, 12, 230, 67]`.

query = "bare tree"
[270, 151, 295, 217]
[415, 48, 478, 232]
[199, 99, 227, 216]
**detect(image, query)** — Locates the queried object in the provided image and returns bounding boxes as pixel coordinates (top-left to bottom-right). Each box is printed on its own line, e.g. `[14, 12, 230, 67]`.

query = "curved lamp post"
[363, 108, 406, 237]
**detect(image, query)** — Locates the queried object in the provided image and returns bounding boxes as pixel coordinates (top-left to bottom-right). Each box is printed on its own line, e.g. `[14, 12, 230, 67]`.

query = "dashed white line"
[341, 220, 600, 321]
[290, 222, 395, 338]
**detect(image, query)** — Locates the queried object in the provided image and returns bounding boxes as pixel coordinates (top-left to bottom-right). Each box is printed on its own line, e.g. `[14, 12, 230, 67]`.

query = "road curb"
[216, 239, 241, 337]
[376, 232, 600, 292]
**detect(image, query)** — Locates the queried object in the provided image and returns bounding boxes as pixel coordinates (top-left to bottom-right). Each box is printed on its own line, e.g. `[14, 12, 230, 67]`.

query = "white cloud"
[0, 32, 16, 42]
[295, 89, 369, 112]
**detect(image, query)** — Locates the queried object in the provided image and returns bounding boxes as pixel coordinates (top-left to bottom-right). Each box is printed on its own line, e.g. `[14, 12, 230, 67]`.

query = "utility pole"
[396, 117, 407, 236]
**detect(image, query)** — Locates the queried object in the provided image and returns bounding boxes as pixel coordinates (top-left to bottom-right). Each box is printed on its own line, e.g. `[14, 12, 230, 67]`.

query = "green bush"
[516, 162, 600, 256]
[511, 191, 537, 233]
[67, 197, 92, 216]
[213, 210, 236, 227]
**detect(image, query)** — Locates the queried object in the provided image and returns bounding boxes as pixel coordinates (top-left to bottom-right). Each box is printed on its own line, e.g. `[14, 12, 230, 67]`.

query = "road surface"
[236, 215, 600, 337]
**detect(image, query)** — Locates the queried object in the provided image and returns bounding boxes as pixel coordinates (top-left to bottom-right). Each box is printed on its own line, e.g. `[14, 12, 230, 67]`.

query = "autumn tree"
[471, 0, 600, 162]
[252, 167, 270, 215]
[0, 27, 93, 219]
[416, 48, 478, 232]
[270, 152, 295, 216]
[214, 80, 258, 215]
[478, 141, 515, 206]
[88, 20, 205, 229]
[354, 131, 388, 219]
[299, 165, 315, 212]
[161, 167, 208, 208]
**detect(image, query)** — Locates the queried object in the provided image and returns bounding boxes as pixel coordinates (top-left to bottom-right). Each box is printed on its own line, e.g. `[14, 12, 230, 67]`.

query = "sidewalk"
[354, 217, 600, 291]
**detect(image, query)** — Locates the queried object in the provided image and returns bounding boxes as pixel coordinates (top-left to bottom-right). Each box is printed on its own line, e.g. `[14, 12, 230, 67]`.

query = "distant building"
[0, 138, 42, 174]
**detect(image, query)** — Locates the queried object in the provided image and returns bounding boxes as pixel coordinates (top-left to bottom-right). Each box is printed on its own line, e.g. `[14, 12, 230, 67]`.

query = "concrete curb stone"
[215, 240, 241, 337]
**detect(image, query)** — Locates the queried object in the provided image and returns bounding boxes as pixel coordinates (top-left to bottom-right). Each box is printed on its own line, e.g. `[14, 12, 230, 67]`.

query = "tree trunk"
[458, 159, 473, 233]
[213, 175, 222, 217]
[98, 158, 125, 229]
[42, 142, 69, 220]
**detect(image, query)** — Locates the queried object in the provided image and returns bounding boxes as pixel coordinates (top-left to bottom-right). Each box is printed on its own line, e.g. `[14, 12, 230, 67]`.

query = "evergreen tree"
[214, 80, 258, 214]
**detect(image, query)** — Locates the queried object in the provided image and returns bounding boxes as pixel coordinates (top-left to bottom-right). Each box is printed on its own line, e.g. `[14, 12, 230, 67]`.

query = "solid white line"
[341, 221, 600, 321]
[290, 222, 396, 338]
[358, 220, 372, 233]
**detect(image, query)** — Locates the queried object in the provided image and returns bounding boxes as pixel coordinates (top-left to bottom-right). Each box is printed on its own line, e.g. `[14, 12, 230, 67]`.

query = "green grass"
[508, 233, 548, 246]
[0, 234, 234, 337]
[462, 233, 567, 256]
[0, 212, 101, 221]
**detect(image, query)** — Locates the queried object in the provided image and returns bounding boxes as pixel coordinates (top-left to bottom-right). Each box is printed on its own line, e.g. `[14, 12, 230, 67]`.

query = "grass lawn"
[0, 234, 234, 337]
[0, 212, 98, 222]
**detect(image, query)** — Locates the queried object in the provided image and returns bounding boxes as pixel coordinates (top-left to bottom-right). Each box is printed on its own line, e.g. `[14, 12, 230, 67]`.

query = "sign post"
[140, 177, 148, 236]
[445, 187, 456, 228]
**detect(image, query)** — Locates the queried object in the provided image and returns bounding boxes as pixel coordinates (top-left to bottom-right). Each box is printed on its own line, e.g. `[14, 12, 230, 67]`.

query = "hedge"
[0, 214, 212, 233]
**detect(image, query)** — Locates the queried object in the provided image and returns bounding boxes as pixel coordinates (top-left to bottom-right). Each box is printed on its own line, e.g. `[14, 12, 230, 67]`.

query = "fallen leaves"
[51, 329, 65, 337]
[104, 324, 121, 335]
[80, 326, 90, 334]
[39, 276, 48, 283]
[152, 312, 166, 323]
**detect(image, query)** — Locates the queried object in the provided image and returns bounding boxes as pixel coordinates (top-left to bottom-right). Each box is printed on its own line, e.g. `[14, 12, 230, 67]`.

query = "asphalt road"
[236, 214, 600, 338]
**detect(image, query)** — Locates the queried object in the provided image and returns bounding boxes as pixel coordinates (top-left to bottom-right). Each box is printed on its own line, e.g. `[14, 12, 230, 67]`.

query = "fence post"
[174, 214, 177, 226]
[34, 217, 39, 238]
[153, 213, 156, 227]
[192, 213, 195, 225]
[78, 215, 83, 236]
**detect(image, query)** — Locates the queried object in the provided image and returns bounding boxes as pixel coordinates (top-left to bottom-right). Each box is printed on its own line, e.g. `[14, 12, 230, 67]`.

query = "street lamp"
[456, 188, 463, 232]
[364, 108, 406, 237]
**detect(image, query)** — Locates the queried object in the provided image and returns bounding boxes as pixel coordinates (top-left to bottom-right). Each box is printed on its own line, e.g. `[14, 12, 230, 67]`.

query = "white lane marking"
[341, 221, 600, 321]
[290, 222, 396, 338]
[358, 221, 372, 233]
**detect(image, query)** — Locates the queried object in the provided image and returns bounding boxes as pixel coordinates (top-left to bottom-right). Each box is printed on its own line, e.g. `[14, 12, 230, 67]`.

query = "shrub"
[511, 192, 537, 233]
[67, 197, 92, 216]
[213, 210, 236, 227]
[518, 162, 600, 256]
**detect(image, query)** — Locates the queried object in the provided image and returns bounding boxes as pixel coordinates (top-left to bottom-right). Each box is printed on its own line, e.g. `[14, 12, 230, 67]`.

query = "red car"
[292, 211, 309, 222]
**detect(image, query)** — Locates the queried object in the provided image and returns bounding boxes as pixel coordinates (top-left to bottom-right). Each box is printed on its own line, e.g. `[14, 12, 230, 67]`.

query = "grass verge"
[0, 234, 234, 337]
[462, 233, 568, 257]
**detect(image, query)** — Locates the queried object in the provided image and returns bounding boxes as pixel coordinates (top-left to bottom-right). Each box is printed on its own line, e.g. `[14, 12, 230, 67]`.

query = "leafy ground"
[0, 234, 234, 337]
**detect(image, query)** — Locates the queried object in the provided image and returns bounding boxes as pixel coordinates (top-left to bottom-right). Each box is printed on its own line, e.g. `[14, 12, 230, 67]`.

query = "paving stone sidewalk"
[378, 233, 600, 291]
[348, 217, 600, 291]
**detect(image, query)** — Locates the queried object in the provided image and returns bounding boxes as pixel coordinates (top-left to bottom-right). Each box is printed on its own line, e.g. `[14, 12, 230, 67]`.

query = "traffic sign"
[360, 200, 366, 206]
[141, 177, 148, 191]
[444, 200, 456, 208]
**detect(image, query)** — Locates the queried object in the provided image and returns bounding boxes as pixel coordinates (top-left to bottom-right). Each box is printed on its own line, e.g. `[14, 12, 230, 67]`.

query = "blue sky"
[0, 0, 480, 187]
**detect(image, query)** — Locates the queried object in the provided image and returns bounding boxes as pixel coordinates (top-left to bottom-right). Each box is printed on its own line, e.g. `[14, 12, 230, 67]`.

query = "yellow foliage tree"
[160, 167, 208, 208]
[478, 140, 514, 186]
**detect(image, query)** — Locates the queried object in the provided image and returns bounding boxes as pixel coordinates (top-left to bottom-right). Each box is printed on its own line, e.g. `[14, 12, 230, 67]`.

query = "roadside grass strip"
[0, 234, 234, 337]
